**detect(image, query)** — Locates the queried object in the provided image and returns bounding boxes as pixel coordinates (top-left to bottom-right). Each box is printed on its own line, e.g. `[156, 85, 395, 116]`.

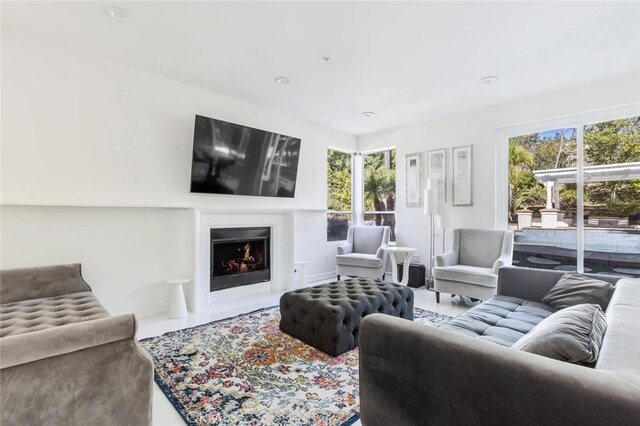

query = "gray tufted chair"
[433, 228, 514, 303]
[336, 226, 390, 280]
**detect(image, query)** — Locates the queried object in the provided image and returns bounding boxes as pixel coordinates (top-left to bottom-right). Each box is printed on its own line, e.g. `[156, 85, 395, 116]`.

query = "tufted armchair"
[0, 264, 153, 425]
[336, 225, 390, 280]
[433, 228, 513, 303]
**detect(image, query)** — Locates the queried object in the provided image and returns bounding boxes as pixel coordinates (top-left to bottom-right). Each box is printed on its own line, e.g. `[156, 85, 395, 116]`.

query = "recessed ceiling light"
[104, 5, 131, 22]
[480, 75, 499, 84]
[362, 111, 375, 117]
[274, 76, 291, 85]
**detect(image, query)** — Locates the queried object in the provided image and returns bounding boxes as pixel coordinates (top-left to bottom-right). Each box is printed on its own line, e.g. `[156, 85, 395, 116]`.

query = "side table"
[166, 278, 190, 319]
[385, 247, 417, 286]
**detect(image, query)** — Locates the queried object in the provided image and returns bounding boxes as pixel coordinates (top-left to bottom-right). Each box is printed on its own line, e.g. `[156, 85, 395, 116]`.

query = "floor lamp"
[424, 180, 439, 287]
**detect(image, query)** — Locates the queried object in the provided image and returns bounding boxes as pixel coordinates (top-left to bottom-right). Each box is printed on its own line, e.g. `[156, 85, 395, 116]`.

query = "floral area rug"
[140, 306, 452, 426]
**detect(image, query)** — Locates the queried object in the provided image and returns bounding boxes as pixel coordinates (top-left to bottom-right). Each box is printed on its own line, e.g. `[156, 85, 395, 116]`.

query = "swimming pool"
[514, 228, 640, 254]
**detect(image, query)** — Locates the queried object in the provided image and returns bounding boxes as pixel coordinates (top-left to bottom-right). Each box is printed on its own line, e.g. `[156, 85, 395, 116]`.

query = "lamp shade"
[424, 187, 439, 215]
[436, 202, 450, 228]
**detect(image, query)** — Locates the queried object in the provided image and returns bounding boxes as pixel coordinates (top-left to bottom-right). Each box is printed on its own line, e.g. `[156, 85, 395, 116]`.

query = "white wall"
[1, 31, 356, 315]
[0, 206, 192, 317]
[359, 73, 640, 267]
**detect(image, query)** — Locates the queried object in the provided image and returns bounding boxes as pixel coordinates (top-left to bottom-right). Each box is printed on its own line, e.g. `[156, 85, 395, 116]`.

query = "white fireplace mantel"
[192, 209, 294, 312]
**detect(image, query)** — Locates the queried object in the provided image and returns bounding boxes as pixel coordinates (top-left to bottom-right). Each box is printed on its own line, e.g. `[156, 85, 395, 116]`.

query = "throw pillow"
[542, 272, 615, 310]
[512, 303, 607, 364]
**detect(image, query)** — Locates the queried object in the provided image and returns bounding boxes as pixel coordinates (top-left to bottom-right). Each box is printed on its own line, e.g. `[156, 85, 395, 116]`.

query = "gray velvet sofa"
[359, 266, 640, 426]
[0, 264, 154, 425]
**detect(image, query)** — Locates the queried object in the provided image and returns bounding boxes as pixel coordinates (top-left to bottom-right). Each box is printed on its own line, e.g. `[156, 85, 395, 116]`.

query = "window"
[582, 117, 640, 274]
[363, 148, 397, 242]
[505, 115, 639, 277]
[327, 148, 353, 241]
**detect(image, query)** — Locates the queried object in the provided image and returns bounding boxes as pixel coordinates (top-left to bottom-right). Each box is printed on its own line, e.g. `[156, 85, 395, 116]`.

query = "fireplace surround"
[194, 209, 294, 312]
[210, 227, 271, 291]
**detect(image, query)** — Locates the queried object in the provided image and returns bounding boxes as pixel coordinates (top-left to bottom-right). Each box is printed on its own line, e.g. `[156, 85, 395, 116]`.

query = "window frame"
[326, 147, 356, 243]
[361, 147, 397, 243]
[496, 102, 640, 272]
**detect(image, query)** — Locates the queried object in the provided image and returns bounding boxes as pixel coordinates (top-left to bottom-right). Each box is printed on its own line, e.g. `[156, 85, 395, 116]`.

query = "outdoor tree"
[364, 150, 396, 239]
[584, 117, 640, 216]
[508, 117, 640, 223]
[327, 150, 352, 211]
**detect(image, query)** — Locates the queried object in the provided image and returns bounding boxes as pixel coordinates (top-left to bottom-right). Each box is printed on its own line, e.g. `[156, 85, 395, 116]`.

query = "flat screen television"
[190, 115, 301, 198]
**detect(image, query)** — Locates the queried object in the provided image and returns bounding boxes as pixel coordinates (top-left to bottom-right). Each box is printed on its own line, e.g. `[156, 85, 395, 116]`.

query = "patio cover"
[533, 162, 640, 184]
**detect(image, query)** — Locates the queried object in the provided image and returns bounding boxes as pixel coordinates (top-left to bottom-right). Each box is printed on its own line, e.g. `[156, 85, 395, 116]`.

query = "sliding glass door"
[505, 113, 639, 278]
[582, 117, 640, 276]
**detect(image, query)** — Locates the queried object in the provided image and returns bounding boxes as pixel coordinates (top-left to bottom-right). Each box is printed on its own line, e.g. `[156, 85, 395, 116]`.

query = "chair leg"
[435, 292, 440, 303]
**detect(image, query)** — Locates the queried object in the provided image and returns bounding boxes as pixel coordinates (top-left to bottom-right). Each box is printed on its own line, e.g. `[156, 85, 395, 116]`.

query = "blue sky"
[538, 128, 576, 139]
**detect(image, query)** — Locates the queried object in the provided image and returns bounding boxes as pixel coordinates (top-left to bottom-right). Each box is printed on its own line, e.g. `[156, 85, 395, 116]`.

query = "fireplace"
[210, 227, 271, 291]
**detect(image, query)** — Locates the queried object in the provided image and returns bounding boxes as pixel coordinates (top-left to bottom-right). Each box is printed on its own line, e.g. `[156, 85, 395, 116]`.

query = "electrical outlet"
[412, 255, 421, 264]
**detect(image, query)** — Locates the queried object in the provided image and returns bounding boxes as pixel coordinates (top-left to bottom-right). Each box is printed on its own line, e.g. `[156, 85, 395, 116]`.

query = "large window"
[327, 147, 397, 242]
[327, 149, 353, 241]
[506, 115, 639, 277]
[363, 149, 397, 242]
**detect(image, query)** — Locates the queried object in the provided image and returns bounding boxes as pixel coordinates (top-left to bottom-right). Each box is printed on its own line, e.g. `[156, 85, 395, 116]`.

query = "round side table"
[385, 247, 417, 286]
[166, 278, 190, 319]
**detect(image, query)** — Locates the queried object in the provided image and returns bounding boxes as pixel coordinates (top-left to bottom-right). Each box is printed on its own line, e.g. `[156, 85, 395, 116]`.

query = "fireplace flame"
[240, 242, 254, 262]
[218, 242, 264, 275]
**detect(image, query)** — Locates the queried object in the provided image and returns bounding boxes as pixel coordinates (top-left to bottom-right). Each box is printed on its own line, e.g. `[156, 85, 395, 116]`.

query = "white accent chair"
[336, 226, 390, 280]
[433, 228, 514, 303]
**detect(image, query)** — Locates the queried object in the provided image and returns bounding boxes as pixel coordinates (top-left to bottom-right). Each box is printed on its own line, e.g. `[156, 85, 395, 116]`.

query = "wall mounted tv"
[190, 115, 301, 198]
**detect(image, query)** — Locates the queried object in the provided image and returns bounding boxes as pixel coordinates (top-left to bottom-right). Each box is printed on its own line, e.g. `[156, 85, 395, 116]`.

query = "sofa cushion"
[596, 279, 640, 384]
[336, 253, 382, 268]
[433, 265, 497, 288]
[542, 272, 615, 310]
[0, 292, 109, 338]
[440, 295, 555, 346]
[512, 303, 607, 365]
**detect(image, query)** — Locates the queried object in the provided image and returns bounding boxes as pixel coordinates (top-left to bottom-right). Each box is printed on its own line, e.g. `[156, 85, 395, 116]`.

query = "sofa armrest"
[337, 242, 353, 255]
[0, 314, 139, 369]
[492, 253, 513, 274]
[434, 250, 457, 267]
[359, 314, 640, 426]
[1, 314, 153, 425]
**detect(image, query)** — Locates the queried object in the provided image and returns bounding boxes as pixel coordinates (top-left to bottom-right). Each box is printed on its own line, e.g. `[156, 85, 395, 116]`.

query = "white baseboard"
[307, 271, 337, 283]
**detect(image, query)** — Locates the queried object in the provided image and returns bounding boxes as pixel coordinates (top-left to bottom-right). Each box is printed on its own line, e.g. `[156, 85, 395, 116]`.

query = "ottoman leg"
[337, 275, 341, 281]
[436, 291, 440, 303]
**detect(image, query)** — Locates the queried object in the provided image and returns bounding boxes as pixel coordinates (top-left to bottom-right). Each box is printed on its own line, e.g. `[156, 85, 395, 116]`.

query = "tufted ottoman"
[279, 277, 414, 356]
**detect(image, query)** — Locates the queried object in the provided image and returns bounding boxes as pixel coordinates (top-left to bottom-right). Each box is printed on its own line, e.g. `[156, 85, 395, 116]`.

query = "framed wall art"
[427, 148, 446, 202]
[452, 145, 473, 206]
[405, 152, 423, 207]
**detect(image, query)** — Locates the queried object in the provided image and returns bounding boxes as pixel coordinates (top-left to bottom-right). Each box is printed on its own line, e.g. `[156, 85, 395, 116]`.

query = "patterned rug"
[140, 306, 452, 426]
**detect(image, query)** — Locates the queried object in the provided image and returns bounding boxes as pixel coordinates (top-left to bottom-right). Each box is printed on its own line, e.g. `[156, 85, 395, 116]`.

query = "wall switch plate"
[412, 255, 421, 264]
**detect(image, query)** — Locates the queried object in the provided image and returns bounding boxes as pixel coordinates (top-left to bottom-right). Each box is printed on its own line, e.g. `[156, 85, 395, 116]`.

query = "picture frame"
[405, 152, 423, 207]
[427, 148, 446, 202]
[452, 145, 473, 206]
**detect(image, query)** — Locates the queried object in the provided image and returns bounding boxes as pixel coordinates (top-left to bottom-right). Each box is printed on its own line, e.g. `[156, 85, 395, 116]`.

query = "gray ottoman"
[279, 278, 414, 356]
